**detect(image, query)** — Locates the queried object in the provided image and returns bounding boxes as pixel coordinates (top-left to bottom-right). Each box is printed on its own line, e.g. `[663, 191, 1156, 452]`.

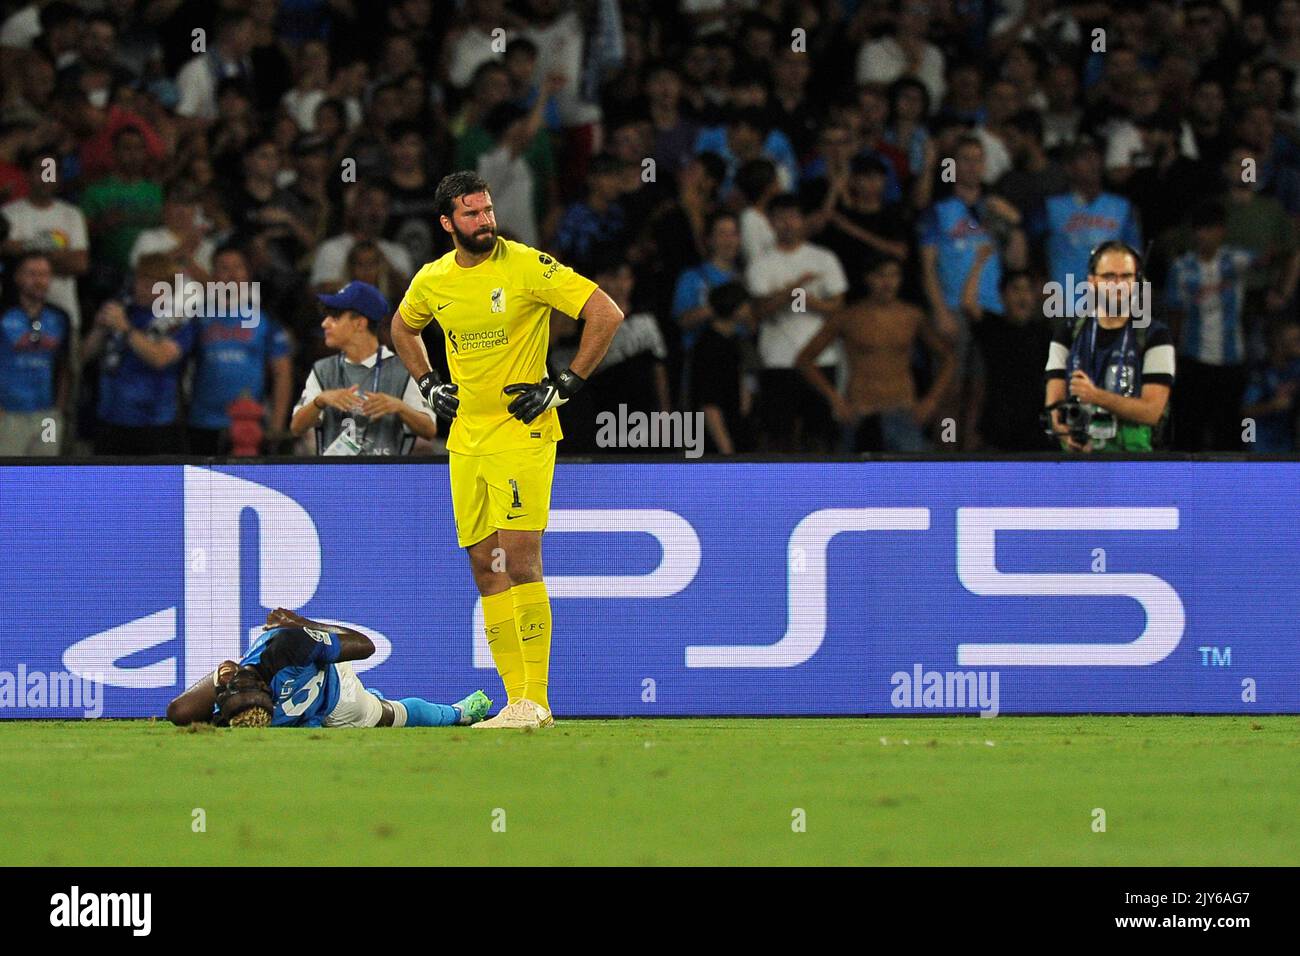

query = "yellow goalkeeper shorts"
[448, 441, 557, 548]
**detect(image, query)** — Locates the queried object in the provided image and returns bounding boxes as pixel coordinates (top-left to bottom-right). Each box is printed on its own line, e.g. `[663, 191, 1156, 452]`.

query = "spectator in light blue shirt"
[694, 106, 799, 202]
[0, 252, 70, 456]
[1041, 137, 1142, 295]
[1167, 200, 1257, 451]
[187, 244, 294, 455]
[674, 211, 743, 357]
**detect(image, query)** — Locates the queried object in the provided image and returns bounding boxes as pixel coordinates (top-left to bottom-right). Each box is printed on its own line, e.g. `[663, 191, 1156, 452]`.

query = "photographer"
[1043, 241, 1175, 452]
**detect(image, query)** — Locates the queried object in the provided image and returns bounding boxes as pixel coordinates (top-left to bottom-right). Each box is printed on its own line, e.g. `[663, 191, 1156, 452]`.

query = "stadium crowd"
[2, 0, 1300, 456]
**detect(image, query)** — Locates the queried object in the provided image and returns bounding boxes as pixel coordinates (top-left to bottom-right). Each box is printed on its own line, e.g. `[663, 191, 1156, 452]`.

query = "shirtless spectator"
[796, 257, 956, 453]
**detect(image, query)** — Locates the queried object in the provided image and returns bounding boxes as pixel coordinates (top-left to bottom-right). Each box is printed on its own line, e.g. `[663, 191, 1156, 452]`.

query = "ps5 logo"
[62, 467, 390, 689]
[475, 506, 1181, 670]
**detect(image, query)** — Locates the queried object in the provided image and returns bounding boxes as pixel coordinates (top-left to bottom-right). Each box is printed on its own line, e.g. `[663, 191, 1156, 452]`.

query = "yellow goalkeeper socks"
[482, 589, 525, 705]
[512, 581, 552, 712]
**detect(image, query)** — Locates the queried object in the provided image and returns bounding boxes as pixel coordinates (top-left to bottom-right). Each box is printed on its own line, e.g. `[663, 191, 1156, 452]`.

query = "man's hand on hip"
[502, 368, 585, 424]
[418, 371, 460, 419]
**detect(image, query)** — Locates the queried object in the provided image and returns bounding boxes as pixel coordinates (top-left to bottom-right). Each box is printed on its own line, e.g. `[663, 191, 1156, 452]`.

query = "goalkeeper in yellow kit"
[389, 171, 624, 729]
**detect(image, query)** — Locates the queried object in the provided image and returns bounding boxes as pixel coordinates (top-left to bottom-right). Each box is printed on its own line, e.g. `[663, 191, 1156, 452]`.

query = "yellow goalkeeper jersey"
[398, 238, 598, 455]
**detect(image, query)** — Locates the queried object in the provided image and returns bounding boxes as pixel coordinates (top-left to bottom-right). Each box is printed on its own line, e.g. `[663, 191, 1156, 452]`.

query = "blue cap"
[317, 281, 391, 325]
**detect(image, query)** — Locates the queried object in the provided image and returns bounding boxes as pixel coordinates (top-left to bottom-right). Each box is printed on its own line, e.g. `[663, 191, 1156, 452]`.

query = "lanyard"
[337, 349, 384, 448]
[1085, 319, 1134, 393]
[339, 349, 384, 395]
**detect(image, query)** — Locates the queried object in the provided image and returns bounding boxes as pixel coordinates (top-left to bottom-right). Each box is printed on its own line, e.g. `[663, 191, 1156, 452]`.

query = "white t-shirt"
[855, 37, 946, 113]
[476, 145, 538, 246]
[447, 27, 502, 90]
[739, 206, 776, 267]
[310, 234, 414, 288]
[281, 89, 363, 132]
[1, 197, 88, 328]
[0, 4, 40, 48]
[745, 242, 849, 369]
[176, 53, 249, 121]
[1105, 119, 1199, 171]
[129, 227, 216, 274]
[522, 10, 602, 125]
[974, 126, 1013, 184]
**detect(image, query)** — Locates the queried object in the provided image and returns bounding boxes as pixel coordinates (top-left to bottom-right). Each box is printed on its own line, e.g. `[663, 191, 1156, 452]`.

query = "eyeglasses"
[27, 318, 42, 346]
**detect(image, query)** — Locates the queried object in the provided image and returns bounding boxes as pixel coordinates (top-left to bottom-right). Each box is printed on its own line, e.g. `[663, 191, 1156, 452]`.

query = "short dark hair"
[850, 154, 889, 177]
[1189, 198, 1227, 230]
[484, 101, 528, 140]
[728, 106, 770, 134]
[434, 170, 491, 219]
[888, 76, 931, 118]
[505, 37, 538, 58]
[471, 60, 509, 89]
[695, 151, 726, 187]
[386, 120, 424, 144]
[768, 192, 802, 215]
[1007, 109, 1044, 141]
[1087, 240, 1141, 276]
[213, 240, 249, 264]
[735, 158, 777, 203]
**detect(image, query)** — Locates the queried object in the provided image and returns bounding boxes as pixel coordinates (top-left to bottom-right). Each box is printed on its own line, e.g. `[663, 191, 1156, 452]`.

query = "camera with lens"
[1043, 397, 1118, 448]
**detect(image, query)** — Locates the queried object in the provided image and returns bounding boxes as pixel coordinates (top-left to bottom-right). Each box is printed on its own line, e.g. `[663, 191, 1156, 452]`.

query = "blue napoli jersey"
[1043, 191, 1141, 291]
[0, 303, 69, 411]
[230, 626, 343, 727]
[188, 311, 292, 429]
[97, 303, 195, 427]
[917, 197, 1002, 314]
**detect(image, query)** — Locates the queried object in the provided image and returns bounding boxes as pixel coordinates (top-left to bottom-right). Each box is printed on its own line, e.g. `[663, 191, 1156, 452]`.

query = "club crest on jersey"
[490, 287, 505, 313]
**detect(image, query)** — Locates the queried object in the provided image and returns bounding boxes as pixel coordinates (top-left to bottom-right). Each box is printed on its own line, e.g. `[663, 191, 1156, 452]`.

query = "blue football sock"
[398, 697, 459, 727]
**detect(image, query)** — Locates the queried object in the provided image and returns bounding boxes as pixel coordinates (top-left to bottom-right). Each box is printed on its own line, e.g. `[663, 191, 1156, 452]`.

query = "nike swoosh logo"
[505, 514, 525, 520]
[522, 634, 539, 642]
[437, 302, 451, 311]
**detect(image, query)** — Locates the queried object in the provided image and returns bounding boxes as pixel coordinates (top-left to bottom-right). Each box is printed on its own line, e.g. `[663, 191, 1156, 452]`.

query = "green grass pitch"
[3, 716, 1296, 866]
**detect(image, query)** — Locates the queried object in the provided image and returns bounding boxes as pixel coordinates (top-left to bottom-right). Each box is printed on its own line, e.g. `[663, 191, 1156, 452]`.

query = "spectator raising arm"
[960, 243, 996, 323]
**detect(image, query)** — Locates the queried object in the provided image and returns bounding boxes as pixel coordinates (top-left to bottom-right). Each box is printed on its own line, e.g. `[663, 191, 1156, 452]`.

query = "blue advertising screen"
[0, 461, 1294, 718]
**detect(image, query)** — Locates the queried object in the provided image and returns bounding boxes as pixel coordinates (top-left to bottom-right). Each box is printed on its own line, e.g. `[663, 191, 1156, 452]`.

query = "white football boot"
[471, 698, 555, 729]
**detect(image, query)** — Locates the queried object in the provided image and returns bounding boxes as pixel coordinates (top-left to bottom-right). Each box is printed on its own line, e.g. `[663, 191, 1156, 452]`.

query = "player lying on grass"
[166, 608, 490, 728]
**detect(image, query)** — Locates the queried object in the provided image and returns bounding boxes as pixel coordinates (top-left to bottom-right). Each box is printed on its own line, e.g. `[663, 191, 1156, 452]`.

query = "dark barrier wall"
[0, 461, 1295, 717]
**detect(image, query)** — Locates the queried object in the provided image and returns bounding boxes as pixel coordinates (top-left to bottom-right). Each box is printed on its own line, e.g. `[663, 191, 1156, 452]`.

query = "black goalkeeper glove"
[417, 370, 460, 420]
[502, 368, 585, 424]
